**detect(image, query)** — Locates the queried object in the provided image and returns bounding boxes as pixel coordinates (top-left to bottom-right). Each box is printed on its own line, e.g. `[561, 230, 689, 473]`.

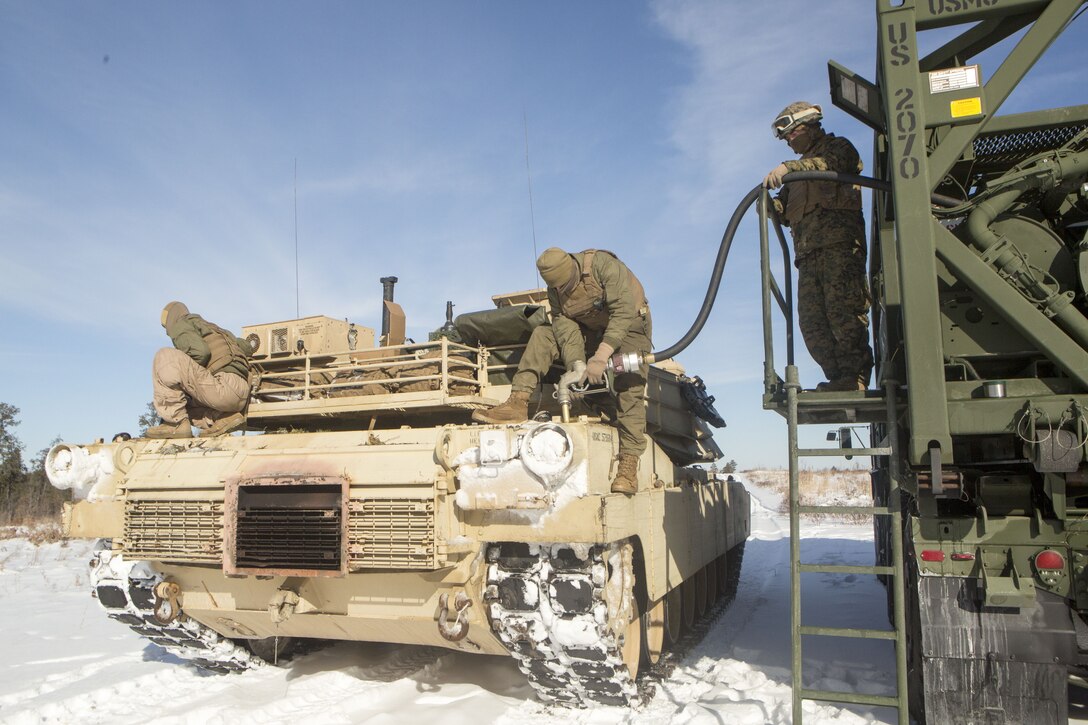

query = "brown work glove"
[763, 163, 790, 189]
[584, 343, 615, 385]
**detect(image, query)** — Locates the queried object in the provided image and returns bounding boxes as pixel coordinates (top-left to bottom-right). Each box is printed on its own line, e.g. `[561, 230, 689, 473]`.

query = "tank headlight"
[520, 423, 574, 479]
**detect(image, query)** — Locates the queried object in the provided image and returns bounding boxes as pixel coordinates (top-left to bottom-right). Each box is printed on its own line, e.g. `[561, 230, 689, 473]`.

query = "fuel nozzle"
[556, 361, 586, 422]
[554, 353, 653, 423]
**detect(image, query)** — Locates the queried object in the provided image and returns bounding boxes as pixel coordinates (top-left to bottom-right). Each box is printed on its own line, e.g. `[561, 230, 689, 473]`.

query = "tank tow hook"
[437, 591, 472, 642]
[153, 581, 183, 625]
[268, 589, 301, 624]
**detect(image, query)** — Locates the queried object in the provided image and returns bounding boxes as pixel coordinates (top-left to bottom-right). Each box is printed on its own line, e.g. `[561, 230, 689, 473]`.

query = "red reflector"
[920, 550, 945, 562]
[950, 553, 975, 561]
[1035, 550, 1065, 570]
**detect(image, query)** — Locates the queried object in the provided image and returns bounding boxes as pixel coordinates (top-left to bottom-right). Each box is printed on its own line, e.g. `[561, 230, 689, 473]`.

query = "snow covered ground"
[0, 474, 1073, 724]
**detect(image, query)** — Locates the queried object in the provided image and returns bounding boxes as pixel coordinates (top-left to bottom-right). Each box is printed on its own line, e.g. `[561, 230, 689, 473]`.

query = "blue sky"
[2, 1, 1085, 467]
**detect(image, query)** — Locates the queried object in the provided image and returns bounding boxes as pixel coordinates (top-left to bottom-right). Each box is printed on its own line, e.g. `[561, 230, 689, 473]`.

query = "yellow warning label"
[951, 97, 982, 118]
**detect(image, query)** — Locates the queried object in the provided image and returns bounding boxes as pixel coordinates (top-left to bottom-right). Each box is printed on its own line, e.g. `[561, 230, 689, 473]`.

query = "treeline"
[0, 402, 70, 525]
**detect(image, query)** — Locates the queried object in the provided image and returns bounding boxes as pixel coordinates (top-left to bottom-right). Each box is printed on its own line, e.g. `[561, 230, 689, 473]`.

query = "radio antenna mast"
[523, 110, 540, 287]
[294, 157, 300, 318]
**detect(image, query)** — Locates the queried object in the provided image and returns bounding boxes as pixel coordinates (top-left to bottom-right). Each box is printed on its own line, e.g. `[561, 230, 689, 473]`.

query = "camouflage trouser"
[797, 244, 873, 384]
[511, 318, 652, 456]
[152, 348, 249, 428]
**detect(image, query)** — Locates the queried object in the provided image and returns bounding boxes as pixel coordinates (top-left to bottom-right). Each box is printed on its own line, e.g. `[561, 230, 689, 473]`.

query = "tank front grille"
[124, 500, 223, 562]
[234, 484, 343, 572]
[123, 493, 437, 571]
[348, 498, 435, 570]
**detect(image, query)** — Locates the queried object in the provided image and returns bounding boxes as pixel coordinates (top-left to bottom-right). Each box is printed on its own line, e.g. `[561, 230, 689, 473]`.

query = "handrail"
[758, 191, 796, 395]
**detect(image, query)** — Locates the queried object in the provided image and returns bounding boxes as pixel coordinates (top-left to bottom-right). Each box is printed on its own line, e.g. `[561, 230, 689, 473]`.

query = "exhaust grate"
[348, 498, 435, 570]
[124, 500, 223, 563]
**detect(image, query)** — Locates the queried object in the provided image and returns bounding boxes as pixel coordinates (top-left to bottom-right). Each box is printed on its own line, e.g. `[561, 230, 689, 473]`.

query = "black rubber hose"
[649, 170, 961, 362]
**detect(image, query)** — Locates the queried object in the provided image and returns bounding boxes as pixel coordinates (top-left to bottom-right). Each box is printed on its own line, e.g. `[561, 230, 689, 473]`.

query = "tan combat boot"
[145, 418, 192, 439]
[611, 453, 639, 495]
[824, 376, 866, 392]
[199, 412, 246, 437]
[472, 390, 531, 424]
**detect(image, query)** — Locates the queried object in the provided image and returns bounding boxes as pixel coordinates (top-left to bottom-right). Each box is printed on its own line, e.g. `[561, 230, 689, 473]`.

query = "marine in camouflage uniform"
[472, 247, 652, 494]
[764, 101, 873, 391]
[147, 301, 252, 439]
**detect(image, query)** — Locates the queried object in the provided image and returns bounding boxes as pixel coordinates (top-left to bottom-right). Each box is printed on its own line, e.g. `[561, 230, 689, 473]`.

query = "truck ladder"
[784, 366, 908, 725]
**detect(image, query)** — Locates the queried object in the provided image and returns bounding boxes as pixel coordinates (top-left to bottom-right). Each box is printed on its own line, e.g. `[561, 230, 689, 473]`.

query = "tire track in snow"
[1, 650, 264, 725]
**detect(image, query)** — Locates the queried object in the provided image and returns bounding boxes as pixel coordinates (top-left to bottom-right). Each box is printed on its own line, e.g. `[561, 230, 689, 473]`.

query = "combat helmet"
[772, 101, 823, 139]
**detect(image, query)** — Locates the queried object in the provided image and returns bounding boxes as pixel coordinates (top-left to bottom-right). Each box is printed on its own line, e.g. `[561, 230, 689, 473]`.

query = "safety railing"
[757, 190, 797, 397]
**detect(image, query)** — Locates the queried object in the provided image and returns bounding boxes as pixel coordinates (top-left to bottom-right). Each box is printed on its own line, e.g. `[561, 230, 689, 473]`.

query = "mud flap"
[914, 575, 1073, 724]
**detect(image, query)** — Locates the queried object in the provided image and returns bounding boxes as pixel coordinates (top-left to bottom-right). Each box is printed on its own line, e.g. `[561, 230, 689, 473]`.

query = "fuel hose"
[645, 171, 960, 363]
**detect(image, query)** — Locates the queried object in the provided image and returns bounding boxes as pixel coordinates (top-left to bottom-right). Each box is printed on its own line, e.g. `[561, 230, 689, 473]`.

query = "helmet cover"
[772, 101, 822, 139]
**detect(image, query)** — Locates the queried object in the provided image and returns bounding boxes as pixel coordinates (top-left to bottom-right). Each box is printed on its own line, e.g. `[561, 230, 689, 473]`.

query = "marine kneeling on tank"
[145, 301, 252, 439]
[473, 247, 652, 495]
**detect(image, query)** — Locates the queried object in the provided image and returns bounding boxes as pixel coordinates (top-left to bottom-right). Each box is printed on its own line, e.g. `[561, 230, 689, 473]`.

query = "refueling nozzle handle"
[556, 361, 587, 423]
[557, 362, 587, 408]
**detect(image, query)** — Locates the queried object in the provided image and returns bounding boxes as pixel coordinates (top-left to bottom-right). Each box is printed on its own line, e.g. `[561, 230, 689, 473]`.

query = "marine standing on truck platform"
[472, 247, 652, 494]
[763, 101, 874, 392]
[146, 301, 251, 439]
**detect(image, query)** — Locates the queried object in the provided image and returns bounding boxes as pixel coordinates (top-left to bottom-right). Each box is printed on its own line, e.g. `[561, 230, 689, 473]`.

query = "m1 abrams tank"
[45, 283, 750, 706]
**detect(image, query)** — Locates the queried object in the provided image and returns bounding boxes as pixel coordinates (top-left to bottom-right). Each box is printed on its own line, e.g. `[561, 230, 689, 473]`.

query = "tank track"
[90, 544, 263, 674]
[485, 541, 641, 707]
[645, 542, 746, 682]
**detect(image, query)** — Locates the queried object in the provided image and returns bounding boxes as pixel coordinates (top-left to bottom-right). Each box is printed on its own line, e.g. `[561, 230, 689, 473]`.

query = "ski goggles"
[772, 106, 822, 139]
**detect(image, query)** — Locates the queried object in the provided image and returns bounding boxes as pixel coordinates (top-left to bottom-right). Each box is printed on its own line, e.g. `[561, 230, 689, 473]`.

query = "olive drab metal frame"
[865, 0, 1087, 468]
[758, 0, 1088, 722]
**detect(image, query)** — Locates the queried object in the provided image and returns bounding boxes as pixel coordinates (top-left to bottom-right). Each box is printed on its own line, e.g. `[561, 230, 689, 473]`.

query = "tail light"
[920, 550, 945, 562]
[1035, 550, 1065, 587]
[1034, 550, 1065, 571]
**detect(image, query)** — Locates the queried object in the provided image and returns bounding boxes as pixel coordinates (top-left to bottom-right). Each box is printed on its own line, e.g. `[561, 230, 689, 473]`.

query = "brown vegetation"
[743, 467, 873, 521]
[1, 402, 70, 534]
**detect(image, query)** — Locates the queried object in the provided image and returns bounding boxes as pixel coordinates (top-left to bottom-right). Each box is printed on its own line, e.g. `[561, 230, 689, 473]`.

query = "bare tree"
[137, 401, 159, 437]
[0, 403, 26, 519]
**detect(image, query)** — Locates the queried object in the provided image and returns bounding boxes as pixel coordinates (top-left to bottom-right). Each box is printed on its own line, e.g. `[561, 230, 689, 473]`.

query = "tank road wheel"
[681, 577, 696, 629]
[640, 597, 665, 665]
[486, 540, 642, 706]
[663, 586, 683, 645]
[694, 567, 708, 619]
[716, 554, 729, 599]
[244, 635, 297, 664]
[722, 542, 745, 607]
[622, 607, 642, 678]
[704, 562, 718, 610]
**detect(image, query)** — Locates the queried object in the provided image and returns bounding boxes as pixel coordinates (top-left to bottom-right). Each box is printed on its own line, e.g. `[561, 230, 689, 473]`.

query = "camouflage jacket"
[166, 314, 251, 379]
[775, 132, 866, 260]
[547, 250, 649, 364]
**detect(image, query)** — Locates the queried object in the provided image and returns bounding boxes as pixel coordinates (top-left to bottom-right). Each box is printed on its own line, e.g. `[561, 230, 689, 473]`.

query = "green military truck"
[45, 286, 749, 707]
[750, 1, 1088, 722]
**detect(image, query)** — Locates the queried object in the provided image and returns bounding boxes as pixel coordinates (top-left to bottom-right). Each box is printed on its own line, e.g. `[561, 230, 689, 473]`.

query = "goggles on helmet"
[772, 106, 822, 139]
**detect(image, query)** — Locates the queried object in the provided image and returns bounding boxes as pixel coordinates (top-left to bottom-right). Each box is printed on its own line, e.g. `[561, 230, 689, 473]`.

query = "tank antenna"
[523, 110, 540, 288]
[294, 157, 300, 318]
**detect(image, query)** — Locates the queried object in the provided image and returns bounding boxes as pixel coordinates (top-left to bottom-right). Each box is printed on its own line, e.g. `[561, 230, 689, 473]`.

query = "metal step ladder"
[784, 365, 909, 724]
